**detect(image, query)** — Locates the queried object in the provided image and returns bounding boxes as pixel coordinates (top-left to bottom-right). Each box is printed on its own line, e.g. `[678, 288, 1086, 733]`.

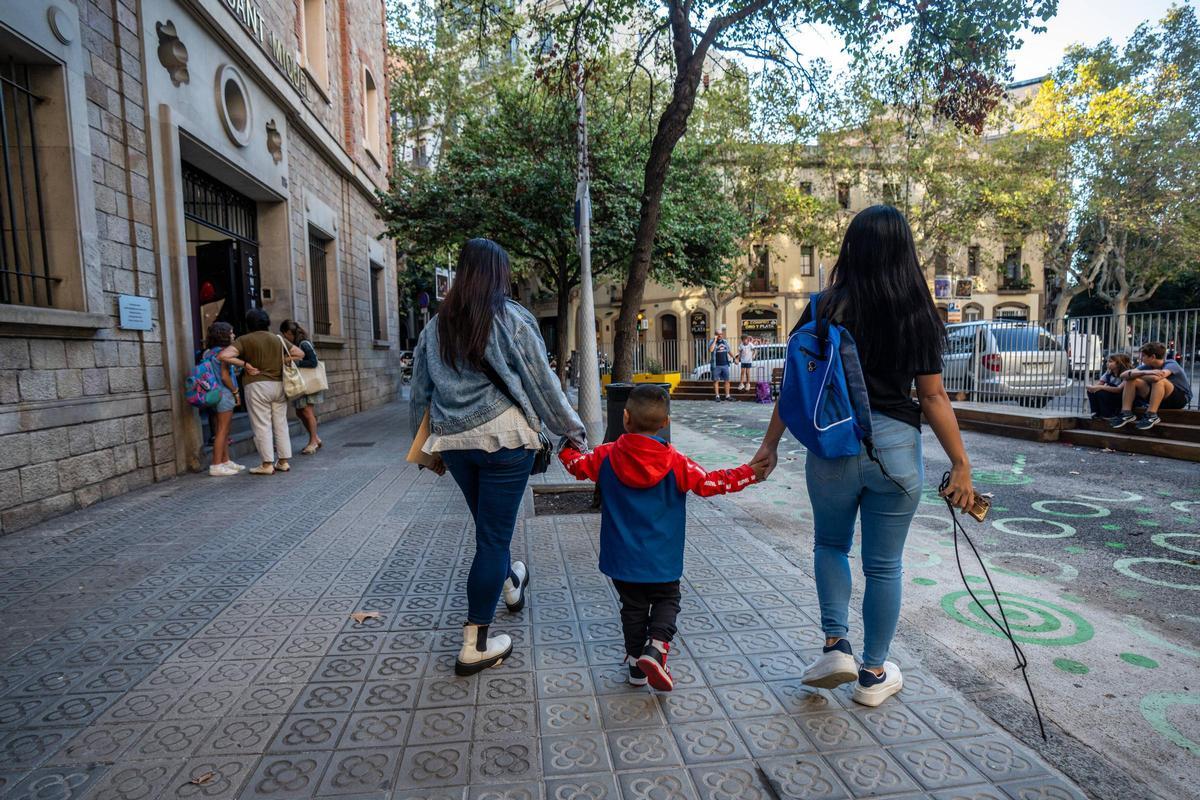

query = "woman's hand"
[429, 456, 446, 477]
[750, 442, 778, 479]
[941, 462, 974, 513]
[243, 364, 261, 376]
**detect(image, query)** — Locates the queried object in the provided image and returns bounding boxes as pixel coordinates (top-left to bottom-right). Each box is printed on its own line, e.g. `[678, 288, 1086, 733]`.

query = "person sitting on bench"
[1108, 342, 1193, 431]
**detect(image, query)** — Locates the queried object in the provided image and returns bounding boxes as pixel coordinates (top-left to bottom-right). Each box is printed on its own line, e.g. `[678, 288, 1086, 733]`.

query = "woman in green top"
[281, 319, 323, 454]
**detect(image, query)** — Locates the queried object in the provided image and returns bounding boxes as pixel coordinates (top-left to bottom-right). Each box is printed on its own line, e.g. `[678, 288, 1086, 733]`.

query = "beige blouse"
[422, 406, 541, 454]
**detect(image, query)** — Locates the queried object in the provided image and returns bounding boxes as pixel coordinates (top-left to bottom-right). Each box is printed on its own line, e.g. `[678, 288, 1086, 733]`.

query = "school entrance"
[182, 162, 261, 354]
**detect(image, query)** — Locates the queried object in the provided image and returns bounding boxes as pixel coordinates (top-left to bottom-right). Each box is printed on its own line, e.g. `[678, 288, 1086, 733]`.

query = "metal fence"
[590, 309, 1199, 415]
[941, 309, 1199, 414]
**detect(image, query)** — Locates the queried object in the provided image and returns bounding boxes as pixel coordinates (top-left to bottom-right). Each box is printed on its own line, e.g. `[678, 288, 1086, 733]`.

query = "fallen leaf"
[350, 611, 382, 625]
[190, 772, 216, 786]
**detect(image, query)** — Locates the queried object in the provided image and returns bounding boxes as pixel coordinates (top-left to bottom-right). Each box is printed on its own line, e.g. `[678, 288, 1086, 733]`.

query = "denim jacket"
[410, 300, 587, 445]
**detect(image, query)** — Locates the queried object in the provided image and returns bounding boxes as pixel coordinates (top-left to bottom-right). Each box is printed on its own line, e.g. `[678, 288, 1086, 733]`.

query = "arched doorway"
[659, 313, 679, 371]
[995, 303, 1030, 321]
[963, 302, 984, 322]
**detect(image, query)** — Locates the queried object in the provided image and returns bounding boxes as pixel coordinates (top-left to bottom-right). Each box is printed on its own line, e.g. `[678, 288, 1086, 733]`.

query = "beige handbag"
[297, 341, 328, 393]
[405, 410, 440, 469]
[278, 336, 307, 399]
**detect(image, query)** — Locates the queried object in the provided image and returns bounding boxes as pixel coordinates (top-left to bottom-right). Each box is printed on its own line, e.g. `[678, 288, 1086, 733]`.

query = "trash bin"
[604, 382, 671, 443]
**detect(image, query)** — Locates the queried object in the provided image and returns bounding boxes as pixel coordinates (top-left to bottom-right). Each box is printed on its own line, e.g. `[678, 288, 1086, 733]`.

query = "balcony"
[998, 280, 1033, 295]
[743, 276, 779, 296]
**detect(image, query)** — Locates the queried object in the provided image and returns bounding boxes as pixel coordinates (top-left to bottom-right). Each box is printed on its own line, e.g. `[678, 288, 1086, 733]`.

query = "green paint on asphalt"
[912, 577, 937, 586]
[1106, 541, 1127, 550]
[1064, 545, 1085, 554]
[993, 506, 1008, 513]
[1115, 588, 1142, 600]
[1054, 658, 1088, 675]
[940, 591, 1095, 645]
[1155, 489, 1173, 497]
[1120, 653, 1159, 669]
[1058, 592, 1086, 604]
[1140, 693, 1200, 756]
[938, 539, 954, 548]
[964, 575, 985, 584]
[1102, 524, 1121, 531]
[1137, 519, 1161, 527]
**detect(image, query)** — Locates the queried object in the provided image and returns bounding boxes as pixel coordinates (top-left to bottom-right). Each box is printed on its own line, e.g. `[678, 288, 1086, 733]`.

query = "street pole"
[574, 64, 604, 447]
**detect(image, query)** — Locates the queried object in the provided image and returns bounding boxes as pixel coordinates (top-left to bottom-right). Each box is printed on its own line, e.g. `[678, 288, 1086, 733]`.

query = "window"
[753, 245, 769, 277]
[963, 303, 983, 322]
[1, 60, 53, 307]
[369, 261, 385, 340]
[308, 227, 332, 335]
[933, 248, 948, 274]
[799, 181, 812, 195]
[799, 245, 814, 277]
[837, 182, 850, 210]
[363, 68, 379, 156]
[1002, 246, 1023, 286]
[967, 245, 980, 277]
[302, 0, 328, 87]
[882, 183, 899, 205]
[414, 138, 428, 168]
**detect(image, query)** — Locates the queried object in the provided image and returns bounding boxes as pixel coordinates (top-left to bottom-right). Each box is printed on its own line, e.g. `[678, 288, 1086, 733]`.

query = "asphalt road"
[666, 398, 1200, 800]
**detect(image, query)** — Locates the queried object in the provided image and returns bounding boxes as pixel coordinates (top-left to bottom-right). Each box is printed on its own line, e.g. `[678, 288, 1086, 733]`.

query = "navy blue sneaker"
[800, 638, 858, 689]
[1108, 411, 1136, 429]
[1135, 413, 1161, 431]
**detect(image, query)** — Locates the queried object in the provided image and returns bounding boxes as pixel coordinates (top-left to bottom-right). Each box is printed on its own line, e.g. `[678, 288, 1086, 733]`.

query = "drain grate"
[343, 442, 376, 448]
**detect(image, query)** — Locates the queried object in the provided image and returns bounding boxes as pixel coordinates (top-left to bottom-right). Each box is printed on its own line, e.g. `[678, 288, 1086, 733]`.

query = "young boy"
[1109, 342, 1193, 431]
[559, 384, 765, 690]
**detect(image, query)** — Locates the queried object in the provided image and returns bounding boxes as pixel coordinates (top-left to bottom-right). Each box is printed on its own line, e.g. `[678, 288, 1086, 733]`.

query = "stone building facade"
[0, 0, 397, 533]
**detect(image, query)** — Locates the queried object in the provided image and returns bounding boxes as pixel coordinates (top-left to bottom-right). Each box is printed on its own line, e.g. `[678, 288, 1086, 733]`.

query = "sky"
[788, 0, 1185, 83]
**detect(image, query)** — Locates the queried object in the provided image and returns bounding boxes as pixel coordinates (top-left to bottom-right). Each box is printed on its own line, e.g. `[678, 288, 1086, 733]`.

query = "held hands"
[750, 460, 769, 482]
[750, 442, 778, 480]
[940, 462, 974, 513]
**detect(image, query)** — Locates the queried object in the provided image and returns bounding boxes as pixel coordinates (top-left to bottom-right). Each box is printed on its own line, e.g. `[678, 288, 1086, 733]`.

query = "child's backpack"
[185, 353, 222, 408]
[778, 292, 874, 458]
[755, 381, 772, 404]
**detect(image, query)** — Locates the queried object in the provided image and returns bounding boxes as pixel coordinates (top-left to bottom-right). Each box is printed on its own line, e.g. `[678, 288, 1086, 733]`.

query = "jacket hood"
[608, 433, 676, 489]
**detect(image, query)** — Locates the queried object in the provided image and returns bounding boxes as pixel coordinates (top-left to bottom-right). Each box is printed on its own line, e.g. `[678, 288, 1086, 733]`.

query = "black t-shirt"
[712, 338, 731, 366]
[791, 303, 942, 429]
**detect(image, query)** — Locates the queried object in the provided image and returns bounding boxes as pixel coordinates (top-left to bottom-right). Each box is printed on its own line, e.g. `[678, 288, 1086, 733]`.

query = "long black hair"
[821, 205, 945, 371]
[437, 238, 511, 371]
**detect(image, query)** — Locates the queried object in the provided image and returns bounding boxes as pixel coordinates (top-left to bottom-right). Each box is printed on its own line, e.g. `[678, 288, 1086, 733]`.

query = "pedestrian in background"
[201, 321, 245, 477]
[410, 238, 587, 676]
[280, 319, 324, 454]
[709, 325, 732, 401]
[752, 205, 975, 708]
[737, 334, 756, 391]
[1086, 354, 1132, 419]
[220, 309, 303, 475]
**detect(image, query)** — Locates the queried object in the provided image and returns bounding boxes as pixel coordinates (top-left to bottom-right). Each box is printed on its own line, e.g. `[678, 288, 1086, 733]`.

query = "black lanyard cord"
[939, 471, 1048, 742]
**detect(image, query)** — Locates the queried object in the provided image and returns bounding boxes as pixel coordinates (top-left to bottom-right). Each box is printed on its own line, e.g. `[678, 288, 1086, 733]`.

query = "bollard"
[604, 382, 671, 443]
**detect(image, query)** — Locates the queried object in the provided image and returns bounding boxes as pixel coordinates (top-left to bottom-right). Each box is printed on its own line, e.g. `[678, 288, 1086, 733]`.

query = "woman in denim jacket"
[411, 238, 586, 675]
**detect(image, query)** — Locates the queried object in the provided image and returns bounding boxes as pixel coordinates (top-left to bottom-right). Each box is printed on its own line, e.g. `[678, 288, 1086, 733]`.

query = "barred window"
[308, 228, 332, 335]
[369, 261, 385, 340]
[799, 245, 814, 277]
[1, 59, 54, 307]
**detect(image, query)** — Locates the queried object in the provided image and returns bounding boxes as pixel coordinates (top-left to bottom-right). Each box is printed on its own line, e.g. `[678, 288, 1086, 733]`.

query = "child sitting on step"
[559, 384, 765, 690]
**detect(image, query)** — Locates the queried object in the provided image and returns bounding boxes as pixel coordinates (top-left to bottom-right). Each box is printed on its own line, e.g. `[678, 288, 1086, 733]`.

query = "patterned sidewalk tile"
[0, 403, 1085, 799]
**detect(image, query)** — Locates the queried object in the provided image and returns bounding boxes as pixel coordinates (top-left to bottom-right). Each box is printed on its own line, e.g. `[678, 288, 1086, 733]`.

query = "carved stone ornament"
[155, 21, 189, 86]
[266, 119, 283, 164]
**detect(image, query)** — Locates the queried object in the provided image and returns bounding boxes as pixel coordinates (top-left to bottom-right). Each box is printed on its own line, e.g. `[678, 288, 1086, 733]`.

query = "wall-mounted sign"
[222, 0, 310, 102]
[934, 275, 952, 300]
[955, 278, 973, 298]
[742, 319, 778, 332]
[434, 268, 454, 300]
[118, 295, 153, 331]
[947, 302, 962, 323]
[689, 311, 708, 336]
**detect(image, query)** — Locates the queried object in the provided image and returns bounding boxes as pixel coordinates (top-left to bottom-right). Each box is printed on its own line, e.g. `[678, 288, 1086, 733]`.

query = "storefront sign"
[689, 312, 708, 336]
[742, 319, 778, 332]
[222, 0, 310, 101]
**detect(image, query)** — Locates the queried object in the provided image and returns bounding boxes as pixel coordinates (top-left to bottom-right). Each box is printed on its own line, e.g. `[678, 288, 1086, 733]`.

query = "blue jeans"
[805, 414, 923, 668]
[442, 447, 535, 625]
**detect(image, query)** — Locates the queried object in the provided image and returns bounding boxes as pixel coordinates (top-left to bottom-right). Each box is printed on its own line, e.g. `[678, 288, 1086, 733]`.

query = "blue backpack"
[779, 292, 874, 458]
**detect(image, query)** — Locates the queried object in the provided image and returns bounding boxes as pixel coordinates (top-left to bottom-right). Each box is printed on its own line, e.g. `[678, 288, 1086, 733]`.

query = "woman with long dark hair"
[752, 205, 974, 707]
[411, 238, 586, 675]
[280, 319, 323, 454]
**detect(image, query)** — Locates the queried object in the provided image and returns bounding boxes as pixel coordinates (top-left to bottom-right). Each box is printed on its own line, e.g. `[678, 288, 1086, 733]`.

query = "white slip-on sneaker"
[800, 639, 860, 689]
[223, 461, 247, 472]
[208, 463, 238, 477]
[503, 561, 530, 613]
[454, 623, 513, 676]
[852, 661, 903, 707]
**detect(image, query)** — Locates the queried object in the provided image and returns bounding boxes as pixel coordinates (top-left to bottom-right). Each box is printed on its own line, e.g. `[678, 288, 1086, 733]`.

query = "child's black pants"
[612, 578, 681, 656]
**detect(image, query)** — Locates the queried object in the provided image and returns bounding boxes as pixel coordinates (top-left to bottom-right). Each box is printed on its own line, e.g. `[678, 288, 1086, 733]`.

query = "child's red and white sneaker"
[636, 639, 673, 691]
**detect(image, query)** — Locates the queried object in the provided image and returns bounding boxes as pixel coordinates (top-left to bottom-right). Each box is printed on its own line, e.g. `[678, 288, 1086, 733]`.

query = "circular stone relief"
[215, 64, 252, 147]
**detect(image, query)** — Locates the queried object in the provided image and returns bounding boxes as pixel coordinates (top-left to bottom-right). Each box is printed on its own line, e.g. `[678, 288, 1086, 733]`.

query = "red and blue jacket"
[560, 434, 757, 583]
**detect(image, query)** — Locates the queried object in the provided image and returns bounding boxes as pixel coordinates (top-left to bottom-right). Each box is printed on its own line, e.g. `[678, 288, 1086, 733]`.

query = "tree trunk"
[554, 261, 573, 391]
[611, 74, 706, 381]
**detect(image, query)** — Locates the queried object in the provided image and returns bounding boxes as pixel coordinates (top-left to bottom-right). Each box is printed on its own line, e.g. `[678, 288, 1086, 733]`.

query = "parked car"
[943, 322, 1072, 407]
[691, 343, 788, 382]
[1057, 331, 1105, 374]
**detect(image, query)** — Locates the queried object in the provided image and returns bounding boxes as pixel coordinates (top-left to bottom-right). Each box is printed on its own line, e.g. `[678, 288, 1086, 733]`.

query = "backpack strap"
[811, 291, 831, 348]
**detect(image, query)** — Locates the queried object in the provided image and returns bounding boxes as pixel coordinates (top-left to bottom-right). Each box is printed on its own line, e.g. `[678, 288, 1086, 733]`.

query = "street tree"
[1022, 5, 1200, 322]
[527, 0, 1057, 381]
[381, 79, 745, 378]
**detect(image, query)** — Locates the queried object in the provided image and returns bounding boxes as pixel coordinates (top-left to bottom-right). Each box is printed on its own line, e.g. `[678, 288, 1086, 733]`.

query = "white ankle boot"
[455, 623, 513, 676]
[503, 561, 530, 612]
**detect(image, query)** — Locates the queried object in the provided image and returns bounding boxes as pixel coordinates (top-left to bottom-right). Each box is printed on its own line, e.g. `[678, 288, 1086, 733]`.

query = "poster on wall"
[934, 275, 952, 300]
[955, 278, 973, 298]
